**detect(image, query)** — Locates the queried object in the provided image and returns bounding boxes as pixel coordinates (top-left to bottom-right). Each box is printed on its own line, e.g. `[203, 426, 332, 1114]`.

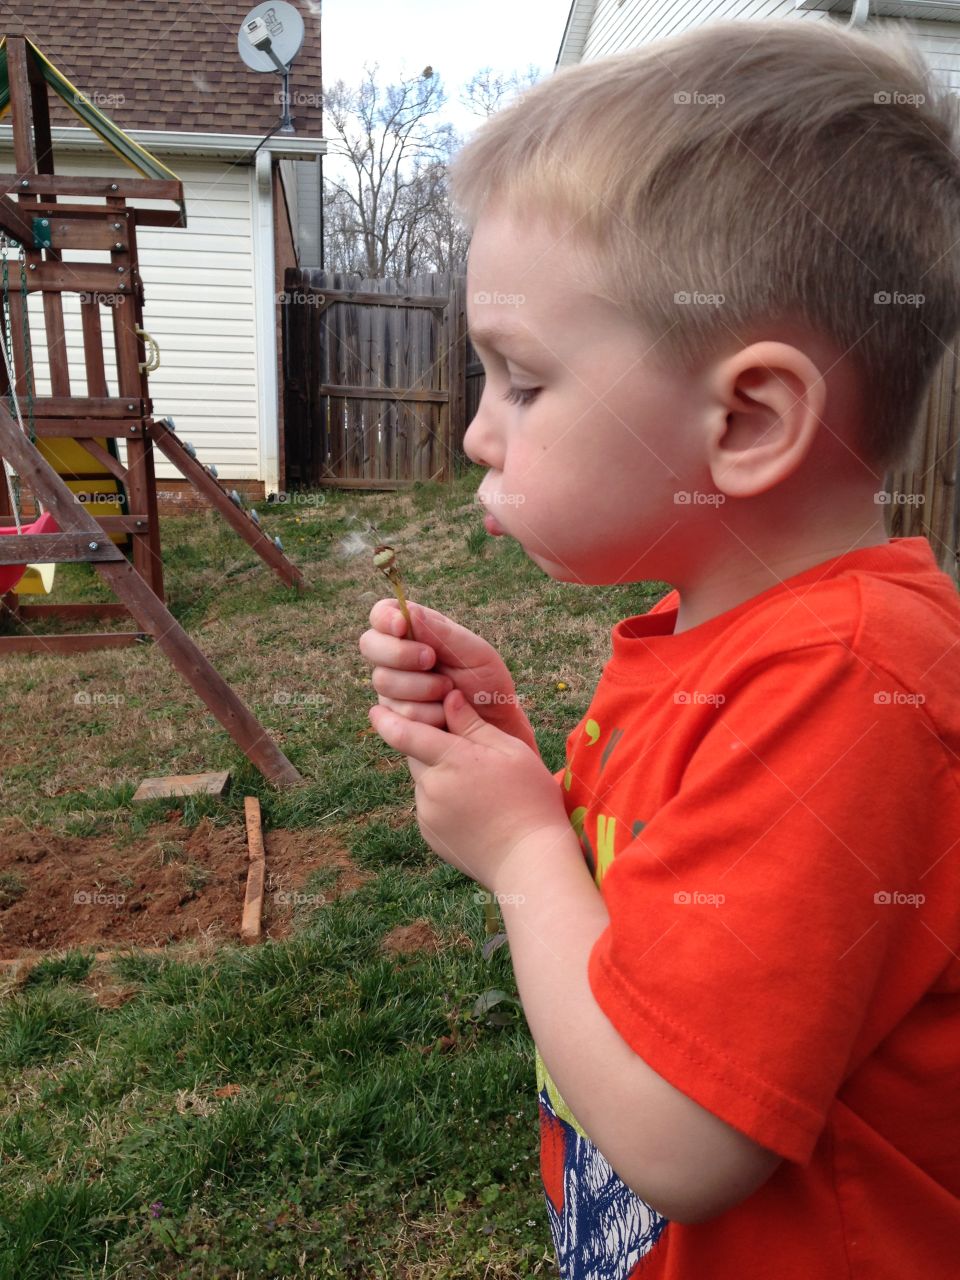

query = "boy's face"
[463, 205, 712, 584]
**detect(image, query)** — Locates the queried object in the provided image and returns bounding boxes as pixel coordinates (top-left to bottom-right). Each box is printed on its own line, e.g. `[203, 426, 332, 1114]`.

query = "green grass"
[0, 466, 670, 1278]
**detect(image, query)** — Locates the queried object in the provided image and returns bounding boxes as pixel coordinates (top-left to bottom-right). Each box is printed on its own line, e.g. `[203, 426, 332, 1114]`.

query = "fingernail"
[419, 648, 434, 669]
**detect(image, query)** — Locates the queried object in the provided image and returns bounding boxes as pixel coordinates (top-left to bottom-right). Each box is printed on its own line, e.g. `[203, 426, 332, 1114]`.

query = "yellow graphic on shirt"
[585, 719, 601, 746]
[595, 814, 617, 886]
[536, 1045, 589, 1140]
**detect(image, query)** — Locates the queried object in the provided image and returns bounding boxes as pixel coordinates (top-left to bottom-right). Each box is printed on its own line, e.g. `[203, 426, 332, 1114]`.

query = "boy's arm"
[494, 826, 783, 1224]
[367, 689, 782, 1222]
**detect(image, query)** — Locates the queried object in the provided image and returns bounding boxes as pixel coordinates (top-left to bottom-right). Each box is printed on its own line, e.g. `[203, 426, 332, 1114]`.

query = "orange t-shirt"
[536, 537, 960, 1279]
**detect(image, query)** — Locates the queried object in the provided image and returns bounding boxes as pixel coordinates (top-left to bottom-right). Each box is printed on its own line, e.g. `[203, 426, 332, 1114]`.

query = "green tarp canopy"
[0, 36, 186, 225]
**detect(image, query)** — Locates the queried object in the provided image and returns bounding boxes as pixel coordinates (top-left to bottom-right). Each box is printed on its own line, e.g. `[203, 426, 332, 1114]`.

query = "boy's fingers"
[359, 626, 436, 672]
[376, 695, 448, 727]
[369, 597, 489, 671]
[369, 703, 460, 767]
[372, 667, 454, 701]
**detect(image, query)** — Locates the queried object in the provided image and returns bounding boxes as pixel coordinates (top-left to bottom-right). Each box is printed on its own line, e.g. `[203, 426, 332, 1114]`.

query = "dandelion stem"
[373, 545, 415, 641]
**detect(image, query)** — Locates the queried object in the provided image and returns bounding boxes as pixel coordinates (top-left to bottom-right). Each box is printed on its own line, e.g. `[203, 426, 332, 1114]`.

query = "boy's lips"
[482, 510, 506, 536]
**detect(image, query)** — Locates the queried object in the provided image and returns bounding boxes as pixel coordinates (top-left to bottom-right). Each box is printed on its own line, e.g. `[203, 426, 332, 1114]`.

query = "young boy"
[359, 17, 960, 1278]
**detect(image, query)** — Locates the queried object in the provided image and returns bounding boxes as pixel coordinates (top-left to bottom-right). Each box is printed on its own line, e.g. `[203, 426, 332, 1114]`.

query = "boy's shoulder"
[685, 538, 960, 706]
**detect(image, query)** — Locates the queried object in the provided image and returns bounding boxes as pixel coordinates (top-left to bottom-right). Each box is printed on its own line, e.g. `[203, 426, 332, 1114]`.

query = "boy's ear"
[704, 342, 827, 498]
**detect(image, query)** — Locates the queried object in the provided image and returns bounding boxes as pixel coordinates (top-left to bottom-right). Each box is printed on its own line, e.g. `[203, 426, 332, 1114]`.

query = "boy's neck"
[671, 520, 891, 635]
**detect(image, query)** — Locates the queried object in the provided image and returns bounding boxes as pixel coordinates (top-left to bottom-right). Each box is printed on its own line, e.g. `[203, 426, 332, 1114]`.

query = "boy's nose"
[463, 393, 503, 470]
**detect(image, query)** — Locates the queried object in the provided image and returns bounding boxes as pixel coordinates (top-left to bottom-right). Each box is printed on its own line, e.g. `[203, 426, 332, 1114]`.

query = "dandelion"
[373, 544, 415, 641]
[555, 681, 568, 691]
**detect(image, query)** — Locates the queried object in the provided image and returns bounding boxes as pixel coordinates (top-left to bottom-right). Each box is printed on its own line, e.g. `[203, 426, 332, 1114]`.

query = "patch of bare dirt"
[0, 817, 372, 960]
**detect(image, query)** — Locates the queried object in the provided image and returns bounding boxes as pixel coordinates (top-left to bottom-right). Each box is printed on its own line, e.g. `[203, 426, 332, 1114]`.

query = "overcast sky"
[315, 0, 570, 145]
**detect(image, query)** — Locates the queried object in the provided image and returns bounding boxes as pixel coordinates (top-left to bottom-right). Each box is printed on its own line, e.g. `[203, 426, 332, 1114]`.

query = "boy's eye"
[501, 385, 540, 407]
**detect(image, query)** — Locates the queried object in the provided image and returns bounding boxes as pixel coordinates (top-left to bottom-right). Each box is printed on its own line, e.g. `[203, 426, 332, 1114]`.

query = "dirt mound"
[0, 817, 372, 959]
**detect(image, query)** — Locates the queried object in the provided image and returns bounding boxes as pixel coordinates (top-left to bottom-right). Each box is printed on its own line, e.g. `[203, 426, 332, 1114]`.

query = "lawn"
[0, 465, 668, 1279]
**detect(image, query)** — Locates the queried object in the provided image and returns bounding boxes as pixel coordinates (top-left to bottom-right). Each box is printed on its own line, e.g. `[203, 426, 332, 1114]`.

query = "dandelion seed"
[338, 530, 370, 558]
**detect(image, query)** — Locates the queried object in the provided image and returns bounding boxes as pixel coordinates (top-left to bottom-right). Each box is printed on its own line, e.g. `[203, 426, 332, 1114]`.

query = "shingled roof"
[0, 1, 323, 139]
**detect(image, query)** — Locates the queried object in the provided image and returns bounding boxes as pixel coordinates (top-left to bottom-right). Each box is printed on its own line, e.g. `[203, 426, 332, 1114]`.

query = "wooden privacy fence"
[281, 266, 958, 578]
[885, 338, 960, 582]
[283, 269, 474, 489]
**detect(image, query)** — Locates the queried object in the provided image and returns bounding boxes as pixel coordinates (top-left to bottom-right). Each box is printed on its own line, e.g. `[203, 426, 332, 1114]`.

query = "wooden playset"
[0, 34, 303, 785]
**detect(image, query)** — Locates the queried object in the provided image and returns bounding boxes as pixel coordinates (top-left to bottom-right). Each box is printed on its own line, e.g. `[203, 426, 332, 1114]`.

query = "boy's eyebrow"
[468, 322, 546, 356]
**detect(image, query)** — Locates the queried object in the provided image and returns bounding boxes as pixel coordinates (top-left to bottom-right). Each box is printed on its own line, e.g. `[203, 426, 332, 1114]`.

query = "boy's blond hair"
[449, 18, 960, 471]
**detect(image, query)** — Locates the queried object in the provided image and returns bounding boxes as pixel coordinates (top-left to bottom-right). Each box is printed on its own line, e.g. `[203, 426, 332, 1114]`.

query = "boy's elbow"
[639, 1139, 784, 1225]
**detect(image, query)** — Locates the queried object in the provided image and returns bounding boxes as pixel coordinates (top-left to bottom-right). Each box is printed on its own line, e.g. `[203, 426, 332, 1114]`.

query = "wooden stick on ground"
[240, 796, 267, 944]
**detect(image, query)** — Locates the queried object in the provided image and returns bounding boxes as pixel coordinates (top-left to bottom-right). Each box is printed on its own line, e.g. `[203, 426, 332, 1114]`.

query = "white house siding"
[2, 151, 262, 482]
[572, 0, 960, 90]
[289, 156, 323, 267]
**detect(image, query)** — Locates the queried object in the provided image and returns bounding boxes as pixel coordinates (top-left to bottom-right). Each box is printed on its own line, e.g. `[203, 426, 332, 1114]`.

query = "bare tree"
[323, 64, 455, 277]
[321, 63, 547, 278]
[460, 64, 544, 119]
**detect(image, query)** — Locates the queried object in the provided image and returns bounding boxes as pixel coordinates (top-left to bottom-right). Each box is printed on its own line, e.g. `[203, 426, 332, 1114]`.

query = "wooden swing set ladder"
[0, 398, 302, 785]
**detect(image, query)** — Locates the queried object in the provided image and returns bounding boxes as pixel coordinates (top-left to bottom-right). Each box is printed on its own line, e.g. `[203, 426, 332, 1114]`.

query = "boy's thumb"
[444, 688, 495, 741]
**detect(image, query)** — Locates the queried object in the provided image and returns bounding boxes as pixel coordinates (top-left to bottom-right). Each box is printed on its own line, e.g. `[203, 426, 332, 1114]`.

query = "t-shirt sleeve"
[587, 643, 945, 1164]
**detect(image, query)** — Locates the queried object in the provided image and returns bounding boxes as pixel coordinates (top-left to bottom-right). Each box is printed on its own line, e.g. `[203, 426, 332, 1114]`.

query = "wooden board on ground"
[132, 771, 231, 803]
[240, 796, 266, 945]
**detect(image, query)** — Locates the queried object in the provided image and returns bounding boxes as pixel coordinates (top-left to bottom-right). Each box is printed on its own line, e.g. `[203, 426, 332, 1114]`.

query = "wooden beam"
[0, 632, 147, 654]
[6, 39, 37, 175]
[240, 796, 267, 944]
[0, 193, 39, 244]
[149, 418, 305, 591]
[0, 533, 125, 563]
[18, 603, 132, 620]
[296, 287, 448, 310]
[0, 402, 302, 786]
[18, 261, 140, 295]
[30, 419, 143, 438]
[4, 175, 184, 204]
[28, 398, 145, 418]
[320, 384, 449, 404]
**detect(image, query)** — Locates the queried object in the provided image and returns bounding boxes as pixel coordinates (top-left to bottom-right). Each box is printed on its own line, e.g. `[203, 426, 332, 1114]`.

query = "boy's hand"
[359, 599, 538, 751]
[368, 688, 570, 894]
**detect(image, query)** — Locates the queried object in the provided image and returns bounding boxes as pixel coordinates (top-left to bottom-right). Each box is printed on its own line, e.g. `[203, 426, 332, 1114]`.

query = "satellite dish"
[238, 2, 306, 134]
[238, 2, 305, 73]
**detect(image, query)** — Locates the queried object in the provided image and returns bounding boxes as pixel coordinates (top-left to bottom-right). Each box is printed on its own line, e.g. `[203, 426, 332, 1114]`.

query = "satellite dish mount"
[237, 2, 307, 135]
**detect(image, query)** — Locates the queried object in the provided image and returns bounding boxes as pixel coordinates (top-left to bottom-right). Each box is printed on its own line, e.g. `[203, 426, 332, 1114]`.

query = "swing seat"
[0, 510, 59, 595]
